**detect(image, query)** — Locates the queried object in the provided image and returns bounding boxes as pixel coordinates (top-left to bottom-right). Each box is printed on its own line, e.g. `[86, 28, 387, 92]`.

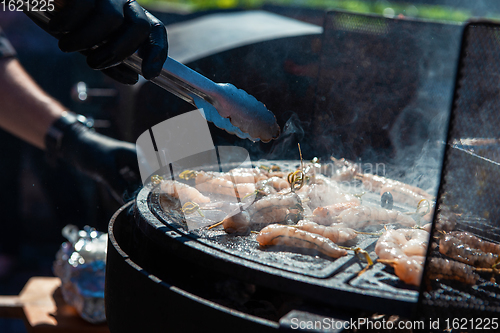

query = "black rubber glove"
[45, 114, 142, 204]
[41, 0, 167, 84]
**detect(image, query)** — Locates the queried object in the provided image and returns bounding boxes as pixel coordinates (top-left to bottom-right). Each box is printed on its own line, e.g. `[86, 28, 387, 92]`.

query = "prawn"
[196, 178, 256, 199]
[375, 228, 430, 286]
[295, 220, 358, 244]
[267, 176, 291, 192]
[160, 180, 210, 204]
[378, 256, 426, 286]
[379, 256, 480, 286]
[256, 224, 348, 259]
[220, 192, 302, 234]
[312, 202, 360, 225]
[360, 173, 433, 200]
[375, 228, 430, 260]
[450, 231, 500, 255]
[380, 184, 431, 208]
[180, 169, 263, 185]
[439, 233, 499, 268]
[426, 257, 479, 285]
[337, 206, 416, 229]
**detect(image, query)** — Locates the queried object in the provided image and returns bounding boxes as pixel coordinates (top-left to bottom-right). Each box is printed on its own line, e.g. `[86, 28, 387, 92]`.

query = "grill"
[105, 9, 500, 332]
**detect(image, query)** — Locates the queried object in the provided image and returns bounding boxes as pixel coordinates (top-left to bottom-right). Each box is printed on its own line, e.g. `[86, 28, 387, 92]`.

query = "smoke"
[264, 113, 306, 160]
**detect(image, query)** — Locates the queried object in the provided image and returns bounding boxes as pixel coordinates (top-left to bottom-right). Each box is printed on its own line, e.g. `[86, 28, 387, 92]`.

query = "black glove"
[45, 113, 142, 204]
[31, 0, 168, 84]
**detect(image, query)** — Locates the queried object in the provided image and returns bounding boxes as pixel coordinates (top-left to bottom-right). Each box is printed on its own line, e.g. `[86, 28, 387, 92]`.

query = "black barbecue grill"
[104, 9, 500, 332]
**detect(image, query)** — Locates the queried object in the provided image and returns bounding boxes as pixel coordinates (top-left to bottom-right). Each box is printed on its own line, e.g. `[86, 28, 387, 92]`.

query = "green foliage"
[137, 0, 484, 23]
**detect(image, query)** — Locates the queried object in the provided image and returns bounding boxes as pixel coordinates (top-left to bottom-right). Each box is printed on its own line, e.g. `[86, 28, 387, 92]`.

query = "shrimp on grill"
[426, 257, 479, 285]
[450, 231, 500, 255]
[180, 168, 266, 185]
[378, 256, 426, 286]
[359, 173, 433, 205]
[295, 220, 358, 244]
[196, 178, 256, 199]
[375, 228, 430, 286]
[375, 228, 430, 260]
[312, 202, 360, 225]
[379, 256, 480, 286]
[439, 233, 499, 268]
[256, 224, 348, 259]
[160, 180, 210, 204]
[193, 170, 258, 185]
[221, 192, 302, 234]
[380, 184, 431, 208]
[266, 176, 291, 192]
[336, 206, 416, 229]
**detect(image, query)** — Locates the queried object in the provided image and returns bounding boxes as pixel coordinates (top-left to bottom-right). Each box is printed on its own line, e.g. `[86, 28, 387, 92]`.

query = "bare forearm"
[0, 57, 64, 149]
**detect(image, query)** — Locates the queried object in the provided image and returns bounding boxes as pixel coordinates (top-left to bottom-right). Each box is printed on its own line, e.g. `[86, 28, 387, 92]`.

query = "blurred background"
[1, 0, 500, 331]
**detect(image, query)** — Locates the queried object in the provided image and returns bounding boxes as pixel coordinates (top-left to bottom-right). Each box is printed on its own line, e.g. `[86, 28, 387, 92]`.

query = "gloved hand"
[31, 0, 168, 84]
[45, 113, 142, 204]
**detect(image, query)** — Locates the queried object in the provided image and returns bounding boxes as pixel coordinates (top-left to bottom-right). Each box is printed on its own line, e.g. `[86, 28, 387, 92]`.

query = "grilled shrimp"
[450, 231, 500, 255]
[375, 227, 430, 286]
[375, 228, 430, 260]
[230, 167, 268, 177]
[194, 170, 259, 185]
[249, 192, 301, 220]
[267, 176, 291, 191]
[196, 177, 256, 199]
[222, 192, 302, 233]
[296, 220, 357, 244]
[256, 224, 348, 258]
[380, 184, 430, 208]
[361, 174, 432, 199]
[222, 210, 251, 234]
[267, 171, 289, 179]
[337, 206, 416, 228]
[439, 234, 498, 268]
[160, 180, 210, 204]
[426, 257, 479, 285]
[312, 202, 360, 225]
[380, 256, 479, 286]
[380, 256, 425, 286]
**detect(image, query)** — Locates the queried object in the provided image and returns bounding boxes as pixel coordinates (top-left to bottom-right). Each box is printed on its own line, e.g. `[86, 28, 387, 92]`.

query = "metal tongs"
[23, 6, 281, 142]
[124, 55, 280, 142]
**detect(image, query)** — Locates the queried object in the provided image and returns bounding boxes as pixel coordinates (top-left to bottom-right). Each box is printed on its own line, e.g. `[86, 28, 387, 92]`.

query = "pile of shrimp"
[155, 156, 499, 289]
[158, 158, 414, 262]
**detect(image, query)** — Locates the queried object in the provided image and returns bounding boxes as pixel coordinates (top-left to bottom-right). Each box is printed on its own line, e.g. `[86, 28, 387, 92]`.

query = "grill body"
[105, 9, 500, 332]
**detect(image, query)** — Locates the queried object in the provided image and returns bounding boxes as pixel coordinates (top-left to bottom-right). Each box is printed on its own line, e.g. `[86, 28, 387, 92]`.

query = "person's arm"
[0, 57, 63, 149]
[0, 56, 141, 203]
